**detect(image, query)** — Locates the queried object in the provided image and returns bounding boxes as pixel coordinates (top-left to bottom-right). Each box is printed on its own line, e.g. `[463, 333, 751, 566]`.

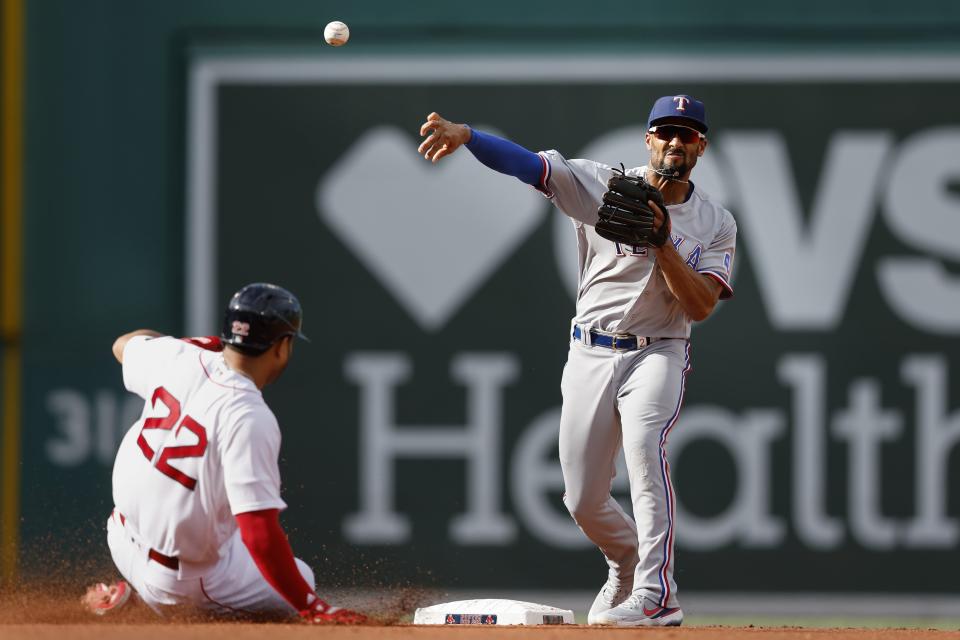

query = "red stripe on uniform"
[699, 270, 734, 298]
[655, 341, 692, 608]
[535, 152, 553, 197]
[198, 353, 258, 392]
[200, 577, 256, 615]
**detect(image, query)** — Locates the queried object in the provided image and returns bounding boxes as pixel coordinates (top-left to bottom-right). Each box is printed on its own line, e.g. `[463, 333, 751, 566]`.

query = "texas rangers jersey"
[539, 150, 737, 338]
[112, 336, 286, 573]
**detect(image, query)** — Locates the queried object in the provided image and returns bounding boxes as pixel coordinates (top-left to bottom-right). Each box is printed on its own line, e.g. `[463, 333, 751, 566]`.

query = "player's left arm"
[224, 409, 365, 623]
[235, 509, 365, 623]
[234, 509, 319, 612]
[222, 413, 312, 611]
[112, 329, 163, 363]
[655, 244, 724, 321]
[650, 203, 733, 321]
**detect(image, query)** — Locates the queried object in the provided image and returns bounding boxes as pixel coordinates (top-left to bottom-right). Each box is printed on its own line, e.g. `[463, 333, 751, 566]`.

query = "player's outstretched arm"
[418, 112, 471, 162]
[112, 329, 163, 363]
[418, 112, 546, 187]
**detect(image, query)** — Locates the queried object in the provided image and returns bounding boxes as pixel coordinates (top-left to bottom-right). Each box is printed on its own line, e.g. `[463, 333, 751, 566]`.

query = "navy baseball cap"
[647, 95, 708, 134]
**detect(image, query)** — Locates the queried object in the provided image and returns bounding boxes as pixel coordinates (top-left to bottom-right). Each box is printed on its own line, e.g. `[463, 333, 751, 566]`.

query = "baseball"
[324, 20, 349, 47]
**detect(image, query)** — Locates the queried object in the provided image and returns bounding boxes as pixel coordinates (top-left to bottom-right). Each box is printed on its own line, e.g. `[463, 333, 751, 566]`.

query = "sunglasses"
[648, 125, 704, 144]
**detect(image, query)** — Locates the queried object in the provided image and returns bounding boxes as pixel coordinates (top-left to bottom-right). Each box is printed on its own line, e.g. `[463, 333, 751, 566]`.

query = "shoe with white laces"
[590, 592, 683, 627]
[586, 573, 634, 625]
[82, 580, 132, 615]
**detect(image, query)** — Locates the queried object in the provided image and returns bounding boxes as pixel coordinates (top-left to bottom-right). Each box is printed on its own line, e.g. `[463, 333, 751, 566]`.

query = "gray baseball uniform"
[540, 150, 736, 612]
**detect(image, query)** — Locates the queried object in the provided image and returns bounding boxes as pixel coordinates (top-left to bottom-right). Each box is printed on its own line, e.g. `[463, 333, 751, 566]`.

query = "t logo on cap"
[647, 94, 709, 135]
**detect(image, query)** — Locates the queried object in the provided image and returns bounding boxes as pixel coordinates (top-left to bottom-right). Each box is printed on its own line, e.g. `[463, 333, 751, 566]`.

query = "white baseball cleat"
[586, 572, 633, 625]
[82, 580, 132, 615]
[589, 593, 683, 627]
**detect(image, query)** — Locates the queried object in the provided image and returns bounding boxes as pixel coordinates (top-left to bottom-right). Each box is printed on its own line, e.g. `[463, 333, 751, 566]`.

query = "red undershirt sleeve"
[236, 508, 315, 613]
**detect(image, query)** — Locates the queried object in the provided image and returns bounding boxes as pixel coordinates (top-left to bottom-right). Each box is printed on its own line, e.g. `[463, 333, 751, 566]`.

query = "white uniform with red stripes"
[539, 152, 736, 612]
[107, 335, 314, 614]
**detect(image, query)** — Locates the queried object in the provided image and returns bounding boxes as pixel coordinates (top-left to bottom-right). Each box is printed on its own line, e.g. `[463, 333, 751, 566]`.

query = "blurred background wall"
[1, 0, 959, 596]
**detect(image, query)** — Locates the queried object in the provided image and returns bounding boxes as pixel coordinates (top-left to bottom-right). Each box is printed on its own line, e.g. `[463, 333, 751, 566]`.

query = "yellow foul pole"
[1, 0, 24, 586]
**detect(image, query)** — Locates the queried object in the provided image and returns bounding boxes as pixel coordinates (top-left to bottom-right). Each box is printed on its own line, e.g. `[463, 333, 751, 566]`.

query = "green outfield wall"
[3, 0, 960, 593]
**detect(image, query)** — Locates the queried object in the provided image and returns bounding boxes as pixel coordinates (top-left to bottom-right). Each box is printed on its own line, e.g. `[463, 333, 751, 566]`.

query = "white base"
[414, 598, 575, 626]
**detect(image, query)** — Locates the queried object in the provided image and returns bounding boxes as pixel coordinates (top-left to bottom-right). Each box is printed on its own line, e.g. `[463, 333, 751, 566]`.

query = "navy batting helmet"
[221, 283, 309, 354]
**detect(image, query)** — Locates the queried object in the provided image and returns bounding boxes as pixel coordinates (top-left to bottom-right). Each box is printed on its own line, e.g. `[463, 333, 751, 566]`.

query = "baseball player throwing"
[418, 96, 736, 626]
[83, 283, 364, 624]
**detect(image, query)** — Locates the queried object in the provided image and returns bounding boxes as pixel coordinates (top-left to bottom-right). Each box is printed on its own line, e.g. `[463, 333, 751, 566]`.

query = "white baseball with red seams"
[323, 21, 349, 46]
[107, 336, 314, 613]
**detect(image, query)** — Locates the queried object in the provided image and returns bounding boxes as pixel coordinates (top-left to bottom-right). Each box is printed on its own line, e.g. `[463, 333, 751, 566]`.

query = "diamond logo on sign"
[317, 126, 546, 332]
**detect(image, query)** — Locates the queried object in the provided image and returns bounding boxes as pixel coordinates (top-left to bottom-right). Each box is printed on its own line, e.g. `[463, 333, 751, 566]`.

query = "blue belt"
[572, 326, 656, 351]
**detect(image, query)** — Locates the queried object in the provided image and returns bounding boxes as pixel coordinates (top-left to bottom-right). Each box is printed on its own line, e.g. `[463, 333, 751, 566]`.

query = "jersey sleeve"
[538, 150, 606, 226]
[179, 336, 224, 352]
[697, 211, 737, 299]
[220, 406, 288, 515]
[121, 336, 185, 400]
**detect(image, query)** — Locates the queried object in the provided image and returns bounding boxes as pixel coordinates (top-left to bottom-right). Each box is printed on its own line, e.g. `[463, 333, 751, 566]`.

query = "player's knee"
[294, 558, 316, 591]
[563, 492, 603, 524]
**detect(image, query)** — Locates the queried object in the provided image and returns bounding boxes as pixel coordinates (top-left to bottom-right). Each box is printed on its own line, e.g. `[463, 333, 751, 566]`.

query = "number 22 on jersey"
[136, 386, 208, 490]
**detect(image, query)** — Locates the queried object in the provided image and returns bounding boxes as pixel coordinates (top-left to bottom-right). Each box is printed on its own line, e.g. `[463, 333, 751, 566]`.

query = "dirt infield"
[4, 624, 960, 640]
[3, 586, 960, 639]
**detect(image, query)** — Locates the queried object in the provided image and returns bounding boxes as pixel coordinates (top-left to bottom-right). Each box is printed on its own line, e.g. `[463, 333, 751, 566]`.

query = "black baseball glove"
[596, 168, 670, 248]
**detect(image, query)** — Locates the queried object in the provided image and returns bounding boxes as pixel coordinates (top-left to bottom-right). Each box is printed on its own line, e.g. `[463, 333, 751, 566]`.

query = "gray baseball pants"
[559, 337, 690, 609]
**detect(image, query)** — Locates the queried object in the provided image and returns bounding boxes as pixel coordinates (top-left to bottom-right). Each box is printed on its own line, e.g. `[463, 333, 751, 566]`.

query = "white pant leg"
[559, 341, 639, 581]
[107, 513, 315, 616]
[195, 529, 316, 615]
[617, 339, 690, 609]
[106, 512, 186, 613]
[106, 512, 147, 597]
